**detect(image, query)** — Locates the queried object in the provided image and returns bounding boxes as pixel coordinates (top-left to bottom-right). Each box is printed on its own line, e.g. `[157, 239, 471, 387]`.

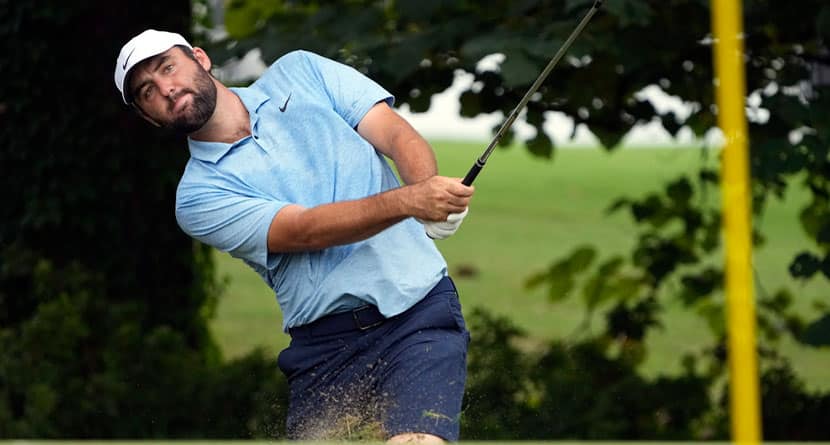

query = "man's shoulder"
[175, 157, 227, 198]
[253, 50, 309, 89]
[176, 152, 262, 202]
[275, 49, 320, 64]
[267, 49, 337, 75]
[174, 158, 236, 219]
[253, 50, 333, 95]
[267, 49, 310, 72]
[175, 158, 206, 197]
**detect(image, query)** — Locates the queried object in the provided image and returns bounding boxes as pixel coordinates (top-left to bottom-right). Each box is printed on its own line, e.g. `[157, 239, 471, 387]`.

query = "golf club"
[461, 0, 603, 186]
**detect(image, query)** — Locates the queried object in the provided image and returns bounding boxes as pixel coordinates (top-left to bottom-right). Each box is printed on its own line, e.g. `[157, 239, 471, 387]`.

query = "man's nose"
[157, 78, 177, 98]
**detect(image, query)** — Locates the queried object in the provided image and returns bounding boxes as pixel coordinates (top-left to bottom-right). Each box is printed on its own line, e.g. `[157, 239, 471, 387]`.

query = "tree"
[0, 0, 286, 437]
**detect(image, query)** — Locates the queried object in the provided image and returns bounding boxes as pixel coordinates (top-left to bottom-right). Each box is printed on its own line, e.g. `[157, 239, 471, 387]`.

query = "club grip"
[462, 163, 483, 186]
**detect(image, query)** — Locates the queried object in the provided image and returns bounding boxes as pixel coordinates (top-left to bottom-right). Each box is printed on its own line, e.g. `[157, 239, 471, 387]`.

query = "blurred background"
[1, 0, 828, 441]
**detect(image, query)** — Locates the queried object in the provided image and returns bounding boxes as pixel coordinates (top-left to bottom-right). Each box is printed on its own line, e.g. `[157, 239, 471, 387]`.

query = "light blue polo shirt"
[175, 50, 447, 330]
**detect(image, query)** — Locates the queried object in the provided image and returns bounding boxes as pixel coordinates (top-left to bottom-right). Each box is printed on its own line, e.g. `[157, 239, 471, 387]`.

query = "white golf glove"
[422, 207, 469, 240]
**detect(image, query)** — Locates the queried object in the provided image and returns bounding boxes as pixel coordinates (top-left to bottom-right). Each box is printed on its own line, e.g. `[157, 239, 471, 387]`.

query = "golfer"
[114, 30, 473, 444]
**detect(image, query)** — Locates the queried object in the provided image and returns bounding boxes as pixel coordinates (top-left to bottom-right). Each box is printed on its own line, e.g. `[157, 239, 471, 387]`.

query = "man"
[114, 30, 474, 444]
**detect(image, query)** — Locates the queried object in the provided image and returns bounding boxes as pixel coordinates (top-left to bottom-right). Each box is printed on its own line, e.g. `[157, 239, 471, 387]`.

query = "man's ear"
[192, 47, 212, 72]
[131, 103, 162, 127]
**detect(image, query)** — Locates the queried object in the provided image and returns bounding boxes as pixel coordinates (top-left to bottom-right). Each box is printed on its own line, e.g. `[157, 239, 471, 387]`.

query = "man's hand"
[423, 207, 469, 240]
[406, 176, 474, 221]
[407, 176, 473, 240]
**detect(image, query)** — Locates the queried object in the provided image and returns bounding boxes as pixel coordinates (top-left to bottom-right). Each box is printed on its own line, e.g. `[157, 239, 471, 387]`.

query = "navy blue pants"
[278, 276, 469, 441]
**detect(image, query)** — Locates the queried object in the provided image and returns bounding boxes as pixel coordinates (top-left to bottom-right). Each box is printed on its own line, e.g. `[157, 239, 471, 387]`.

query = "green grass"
[209, 141, 829, 390]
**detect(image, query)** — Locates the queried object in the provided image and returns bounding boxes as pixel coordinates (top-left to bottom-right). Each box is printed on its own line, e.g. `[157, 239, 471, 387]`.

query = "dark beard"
[168, 67, 217, 134]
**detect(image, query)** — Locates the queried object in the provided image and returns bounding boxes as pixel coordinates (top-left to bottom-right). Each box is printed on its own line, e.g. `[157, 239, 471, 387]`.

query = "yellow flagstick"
[711, 0, 762, 443]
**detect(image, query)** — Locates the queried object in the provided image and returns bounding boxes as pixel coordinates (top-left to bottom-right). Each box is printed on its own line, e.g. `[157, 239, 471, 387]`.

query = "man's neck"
[189, 81, 251, 143]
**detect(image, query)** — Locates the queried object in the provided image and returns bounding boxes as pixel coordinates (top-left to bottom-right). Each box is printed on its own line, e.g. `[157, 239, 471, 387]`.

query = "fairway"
[209, 141, 829, 390]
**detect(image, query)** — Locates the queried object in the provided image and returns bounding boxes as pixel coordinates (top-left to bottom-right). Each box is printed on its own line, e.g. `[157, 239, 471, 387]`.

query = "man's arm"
[267, 176, 471, 252]
[356, 101, 437, 185]
[266, 101, 473, 253]
[357, 101, 474, 240]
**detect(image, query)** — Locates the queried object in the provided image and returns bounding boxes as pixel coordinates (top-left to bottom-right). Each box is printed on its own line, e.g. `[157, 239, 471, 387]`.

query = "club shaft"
[462, 0, 603, 186]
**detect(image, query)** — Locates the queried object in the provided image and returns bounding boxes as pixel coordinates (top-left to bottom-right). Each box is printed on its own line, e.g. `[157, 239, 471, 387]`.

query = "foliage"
[705, 352, 830, 440]
[462, 308, 830, 440]
[462, 308, 713, 440]
[755, 357, 830, 440]
[461, 308, 535, 438]
[0, 0, 286, 438]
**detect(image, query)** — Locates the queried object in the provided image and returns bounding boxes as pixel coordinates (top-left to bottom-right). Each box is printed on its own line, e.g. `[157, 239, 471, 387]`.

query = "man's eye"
[164, 64, 174, 73]
[143, 86, 154, 99]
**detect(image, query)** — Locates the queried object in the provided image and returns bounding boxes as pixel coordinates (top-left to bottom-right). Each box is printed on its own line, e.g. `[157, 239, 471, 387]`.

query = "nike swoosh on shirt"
[279, 92, 292, 112]
[123, 47, 136, 70]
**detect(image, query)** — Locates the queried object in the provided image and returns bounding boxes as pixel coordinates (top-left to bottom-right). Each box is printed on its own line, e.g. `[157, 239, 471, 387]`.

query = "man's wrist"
[379, 185, 413, 219]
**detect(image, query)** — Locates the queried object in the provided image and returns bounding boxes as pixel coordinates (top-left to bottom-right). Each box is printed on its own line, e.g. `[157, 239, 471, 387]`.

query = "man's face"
[128, 47, 217, 134]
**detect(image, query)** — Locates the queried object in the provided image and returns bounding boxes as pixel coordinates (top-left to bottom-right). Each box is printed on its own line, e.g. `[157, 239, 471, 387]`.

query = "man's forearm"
[357, 102, 439, 184]
[267, 175, 473, 253]
[387, 130, 438, 185]
[267, 187, 410, 253]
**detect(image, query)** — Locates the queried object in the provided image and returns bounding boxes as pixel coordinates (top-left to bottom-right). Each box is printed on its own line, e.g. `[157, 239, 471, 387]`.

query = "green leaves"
[526, 245, 597, 303]
[462, 307, 713, 440]
[583, 257, 641, 310]
[667, 177, 694, 205]
[526, 131, 554, 158]
[395, 0, 445, 22]
[679, 267, 723, 306]
[800, 197, 830, 241]
[223, 0, 290, 39]
[565, 0, 596, 14]
[603, 0, 655, 27]
[501, 49, 542, 88]
[606, 297, 661, 342]
[788, 251, 825, 279]
[459, 32, 513, 63]
[816, 5, 830, 44]
[800, 314, 830, 347]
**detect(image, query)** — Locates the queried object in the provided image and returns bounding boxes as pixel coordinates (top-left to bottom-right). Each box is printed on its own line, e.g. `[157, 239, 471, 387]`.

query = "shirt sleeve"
[297, 50, 395, 127]
[175, 179, 285, 269]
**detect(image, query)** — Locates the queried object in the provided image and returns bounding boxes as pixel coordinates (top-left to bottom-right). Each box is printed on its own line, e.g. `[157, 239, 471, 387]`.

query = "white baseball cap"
[114, 29, 192, 104]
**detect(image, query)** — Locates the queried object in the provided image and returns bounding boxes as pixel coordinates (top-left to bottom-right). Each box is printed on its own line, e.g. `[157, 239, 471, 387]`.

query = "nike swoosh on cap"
[123, 47, 137, 70]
